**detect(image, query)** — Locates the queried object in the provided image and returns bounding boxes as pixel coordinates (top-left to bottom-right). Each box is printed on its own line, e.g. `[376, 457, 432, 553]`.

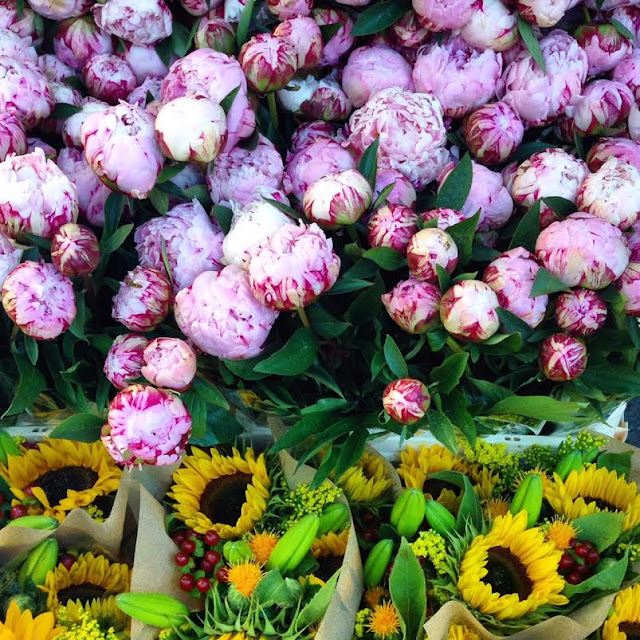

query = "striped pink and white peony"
[440, 280, 500, 342]
[554, 289, 607, 336]
[383, 378, 431, 424]
[539, 333, 587, 381]
[103, 333, 149, 389]
[382, 278, 441, 335]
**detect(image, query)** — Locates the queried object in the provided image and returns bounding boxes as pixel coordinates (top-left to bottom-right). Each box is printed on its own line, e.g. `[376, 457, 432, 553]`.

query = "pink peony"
[81, 102, 164, 199]
[175, 265, 279, 360]
[290, 120, 337, 153]
[50, 223, 100, 276]
[180, 0, 220, 16]
[0, 27, 36, 62]
[0, 230, 21, 287]
[313, 8, 354, 67]
[238, 33, 297, 93]
[535, 212, 630, 290]
[374, 169, 417, 209]
[141, 338, 197, 391]
[382, 278, 440, 334]
[277, 74, 352, 122]
[539, 333, 587, 381]
[268, 0, 313, 20]
[517, 0, 570, 27]
[62, 97, 109, 148]
[103, 333, 149, 389]
[0, 111, 26, 161]
[576, 23, 631, 78]
[616, 262, 640, 316]
[119, 42, 169, 84]
[483, 247, 548, 327]
[461, 0, 518, 51]
[613, 49, 640, 105]
[273, 17, 322, 70]
[611, 5, 640, 43]
[112, 266, 172, 332]
[389, 10, 430, 49]
[368, 204, 418, 254]
[2, 261, 76, 340]
[555, 289, 607, 336]
[248, 222, 340, 310]
[569, 80, 634, 136]
[421, 207, 468, 230]
[54, 16, 113, 71]
[0, 0, 39, 40]
[38, 54, 77, 83]
[628, 219, 640, 261]
[195, 15, 236, 54]
[93, 0, 172, 46]
[407, 227, 458, 282]
[587, 137, 640, 173]
[383, 378, 430, 424]
[82, 53, 137, 104]
[101, 384, 192, 467]
[440, 279, 500, 342]
[413, 0, 473, 31]
[27, 0, 92, 20]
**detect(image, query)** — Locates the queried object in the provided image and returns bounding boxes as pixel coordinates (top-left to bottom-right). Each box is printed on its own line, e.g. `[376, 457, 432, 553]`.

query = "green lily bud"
[18, 538, 58, 589]
[266, 514, 319, 575]
[317, 503, 349, 537]
[0, 431, 19, 466]
[555, 451, 583, 481]
[223, 540, 254, 564]
[390, 489, 425, 538]
[2, 594, 36, 615]
[364, 539, 394, 588]
[424, 500, 456, 537]
[582, 447, 599, 463]
[116, 593, 189, 628]
[6, 516, 59, 530]
[510, 474, 543, 528]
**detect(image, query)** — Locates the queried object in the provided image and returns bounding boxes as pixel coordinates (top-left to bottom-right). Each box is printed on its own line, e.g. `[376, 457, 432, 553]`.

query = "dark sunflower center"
[585, 496, 620, 512]
[424, 478, 460, 500]
[619, 622, 640, 640]
[315, 555, 344, 582]
[200, 472, 253, 525]
[34, 467, 99, 506]
[484, 546, 533, 600]
[57, 583, 107, 605]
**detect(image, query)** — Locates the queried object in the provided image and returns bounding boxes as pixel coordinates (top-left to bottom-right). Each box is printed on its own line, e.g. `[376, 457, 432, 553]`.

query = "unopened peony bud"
[389, 10, 430, 49]
[0, 231, 21, 288]
[461, 0, 518, 51]
[179, 0, 216, 16]
[273, 17, 322, 70]
[93, 0, 172, 46]
[239, 33, 297, 93]
[587, 138, 640, 174]
[420, 208, 468, 230]
[120, 42, 170, 84]
[54, 16, 113, 71]
[82, 53, 137, 104]
[141, 337, 197, 391]
[0, 111, 26, 161]
[616, 262, 640, 316]
[407, 228, 458, 282]
[555, 289, 607, 336]
[569, 80, 634, 137]
[277, 74, 351, 122]
[382, 278, 440, 334]
[517, 0, 570, 27]
[383, 378, 430, 424]
[51, 223, 100, 276]
[104, 333, 149, 389]
[613, 49, 640, 103]
[38, 54, 76, 83]
[313, 8, 354, 67]
[539, 333, 587, 381]
[374, 169, 416, 209]
[195, 14, 236, 54]
[575, 23, 631, 78]
[62, 97, 109, 148]
[268, 0, 313, 20]
[28, 0, 92, 20]
[368, 205, 418, 254]
[0, 1, 40, 41]
[412, 0, 473, 31]
[440, 280, 500, 342]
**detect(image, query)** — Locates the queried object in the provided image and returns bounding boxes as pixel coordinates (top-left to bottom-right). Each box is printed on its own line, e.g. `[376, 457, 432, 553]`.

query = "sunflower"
[227, 561, 264, 599]
[368, 602, 401, 639]
[0, 439, 121, 521]
[544, 518, 578, 552]
[546, 465, 640, 532]
[448, 624, 481, 640]
[602, 583, 640, 640]
[248, 531, 279, 565]
[457, 511, 568, 620]
[311, 529, 349, 558]
[0, 601, 63, 640]
[42, 552, 131, 631]
[215, 635, 267, 640]
[168, 447, 271, 538]
[338, 452, 392, 504]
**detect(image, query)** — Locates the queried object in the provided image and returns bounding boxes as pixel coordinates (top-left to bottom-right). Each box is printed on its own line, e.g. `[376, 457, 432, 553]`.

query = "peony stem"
[267, 92, 279, 131]
[298, 307, 311, 329]
[445, 337, 463, 354]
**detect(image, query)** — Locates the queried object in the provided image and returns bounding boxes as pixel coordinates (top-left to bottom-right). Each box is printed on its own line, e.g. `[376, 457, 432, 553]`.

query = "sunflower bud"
[555, 451, 583, 481]
[223, 540, 254, 564]
[390, 488, 425, 538]
[266, 514, 320, 574]
[0, 430, 19, 465]
[364, 539, 394, 588]
[317, 503, 349, 537]
[6, 515, 59, 530]
[18, 538, 58, 589]
[510, 474, 543, 528]
[116, 593, 190, 628]
[424, 500, 456, 537]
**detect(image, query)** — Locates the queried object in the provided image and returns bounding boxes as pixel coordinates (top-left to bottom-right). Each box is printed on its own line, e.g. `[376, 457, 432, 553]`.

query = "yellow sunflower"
[168, 447, 271, 538]
[42, 552, 131, 631]
[311, 529, 349, 558]
[0, 601, 63, 640]
[448, 624, 482, 640]
[227, 561, 264, 599]
[546, 465, 640, 532]
[215, 635, 267, 640]
[368, 602, 401, 639]
[338, 452, 392, 504]
[602, 583, 640, 640]
[457, 511, 568, 620]
[0, 439, 121, 521]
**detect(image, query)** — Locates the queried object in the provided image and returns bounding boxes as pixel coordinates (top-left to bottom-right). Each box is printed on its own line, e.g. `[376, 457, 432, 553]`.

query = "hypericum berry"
[179, 574, 196, 591]
[200, 560, 215, 573]
[24, 485, 35, 498]
[186, 529, 201, 540]
[173, 531, 187, 546]
[216, 566, 229, 583]
[60, 554, 76, 571]
[205, 550, 221, 565]
[361, 529, 378, 543]
[574, 543, 590, 559]
[181, 539, 197, 555]
[175, 552, 190, 567]
[0, 493, 4, 506]
[362, 511, 376, 523]
[576, 563, 590, 576]
[10, 505, 27, 519]
[204, 530, 221, 546]
[559, 553, 575, 571]
[196, 577, 211, 594]
[586, 549, 600, 565]
[566, 572, 583, 585]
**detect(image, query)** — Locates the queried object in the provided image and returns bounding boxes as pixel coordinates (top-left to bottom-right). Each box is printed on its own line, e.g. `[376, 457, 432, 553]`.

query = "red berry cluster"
[559, 539, 600, 585]
[173, 529, 227, 596]
[356, 510, 380, 544]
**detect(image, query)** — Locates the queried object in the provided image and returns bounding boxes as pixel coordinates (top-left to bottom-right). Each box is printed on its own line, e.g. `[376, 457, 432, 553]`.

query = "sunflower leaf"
[572, 513, 625, 553]
[563, 552, 628, 597]
[296, 569, 339, 630]
[596, 451, 633, 480]
[49, 413, 104, 442]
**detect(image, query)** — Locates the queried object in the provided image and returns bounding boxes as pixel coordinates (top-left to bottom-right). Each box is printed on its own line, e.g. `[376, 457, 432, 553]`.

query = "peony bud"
[239, 33, 297, 93]
[0, 1, 40, 41]
[141, 337, 197, 391]
[407, 228, 458, 282]
[539, 333, 587, 381]
[586, 137, 640, 174]
[195, 14, 236, 54]
[374, 169, 416, 209]
[382, 278, 440, 334]
[93, 0, 172, 46]
[179, 0, 216, 16]
[569, 80, 634, 137]
[50, 223, 100, 276]
[303, 169, 372, 227]
[82, 53, 137, 104]
[554, 289, 607, 336]
[0, 230, 21, 288]
[420, 207, 468, 230]
[313, 8, 354, 67]
[575, 23, 631, 78]
[54, 16, 113, 71]
[389, 10, 430, 49]
[461, 0, 518, 51]
[38, 54, 77, 83]
[613, 49, 640, 104]
[62, 97, 109, 148]
[2, 261, 76, 340]
[268, 0, 313, 20]
[290, 121, 337, 153]
[412, 0, 474, 31]
[0, 111, 26, 161]
[383, 378, 430, 425]
[273, 17, 322, 70]
[616, 262, 640, 316]
[101, 384, 192, 467]
[103, 333, 149, 389]
[368, 205, 418, 254]
[27, 0, 92, 20]
[517, 0, 570, 27]
[440, 280, 500, 342]
[0, 27, 36, 63]
[112, 266, 172, 332]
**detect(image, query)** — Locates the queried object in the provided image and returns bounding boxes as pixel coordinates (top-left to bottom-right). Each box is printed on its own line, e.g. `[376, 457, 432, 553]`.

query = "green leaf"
[50, 413, 104, 443]
[345, 274, 384, 325]
[68, 291, 87, 342]
[182, 390, 206, 439]
[510, 200, 541, 252]
[332, 429, 369, 485]
[530, 267, 570, 297]
[351, 0, 408, 36]
[447, 209, 480, 266]
[435, 152, 472, 211]
[542, 196, 575, 218]
[170, 21, 192, 57]
[100, 192, 125, 249]
[436, 264, 451, 292]
[372, 182, 396, 211]
[193, 377, 230, 410]
[611, 19, 635, 40]
[477, 332, 523, 356]
[358, 138, 379, 188]
[220, 85, 241, 115]
[213, 205, 233, 234]
[626, 315, 640, 350]
[573, 513, 625, 553]
[428, 411, 458, 454]
[580, 364, 640, 395]
[326, 279, 373, 295]
[430, 353, 469, 394]
[263, 198, 301, 220]
[253, 571, 296, 608]
[254, 328, 318, 376]
[469, 378, 514, 403]
[496, 308, 534, 340]
[389, 538, 427, 640]
[23, 233, 51, 250]
[3, 352, 46, 418]
[517, 16, 546, 72]
[296, 570, 339, 630]
[427, 328, 447, 352]
[441, 390, 476, 446]
[574, 130, 586, 159]
[596, 451, 632, 479]
[149, 187, 169, 215]
[306, 305, 351, 338]
[319, 21, 343, 43]
[362, 247, 405, 270]
[236, 0, 255, 47]
[490, 396, 586, 422]
[102, 223, 133, 255]
[157, 163, 186, 184]
[51, 103, 82, 119]
[563, 554, 628, 597]
[24, 335, 38, 366]
[384, 335, 408, 378]
[457, 475, 484, 532]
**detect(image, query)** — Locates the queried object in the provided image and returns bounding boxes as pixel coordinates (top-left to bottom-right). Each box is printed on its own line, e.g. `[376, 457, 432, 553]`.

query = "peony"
[50, 223, 100, 276]
[461, 0, 517, 51]
[135, 200, 224, 292]
[93, 0, 172, 46]
[0, 230, 21, 287]
[464, 102, 524, 166]
[0, 0, 39, 41]
[54, 16, 113, 71]
[313, 8, 354, 67]
[382, 278, 440, 334]
[342, 45, 414, 109]
[383, 378, 430, 424]
[421, 207, 468, 230]
[412, 0, 474, 31]
[273, 17, 322, 70]
[407, 227, 458, 282]
[440, 279, 500, 342]
[103, 333, 149, 389]
[0, 148, 78, 239]
[141, 337, 197, 391]
[628, 219, 640, 261]
[112, 266, 172, 332]
[195, 14, 236, 54]
[388, 10, 430, 49]
[412, 35, 502, 119]
[577, 158, 640, 230]
[539, 334, 587, 382]
[610, 6, 640, 43]
[180, 0, 219, 16]
[175, 265, 279, 360]
[38, 54, 77, 82]
[27, 137, 57, 159]
[119, 42, 170, 84]
[368, 204, 418, 254]
[81, 102, 164, 199]
[616, 262, 640, 316]
[0, 27, 37, 62]
[483, 247, 548, 328]
[575, 23, 631, 78]
[62, 97, 109, 148]
[517, 0, 571, 27]
[555, 289, 607, 336]
[290, 120, 337, 153]
[248, 222, 340, 310]
[535, 212, 630, 290]
[277, 74, 352, 122]
[2, 261, 76, 340]
[101, 384, 192, 467]
[238, 33, 297, 93]
[613, 49, 640, 103]
[347, 88, 448, 190]
[374, 169, 416, 209]
[569, 80, 634, 137]
[268, 0, 313, 20]
[82, 53, 137, 104]
[27, 0, 92, 20]
[587, 138, 640, 174]
[0, 111, 25, 161]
